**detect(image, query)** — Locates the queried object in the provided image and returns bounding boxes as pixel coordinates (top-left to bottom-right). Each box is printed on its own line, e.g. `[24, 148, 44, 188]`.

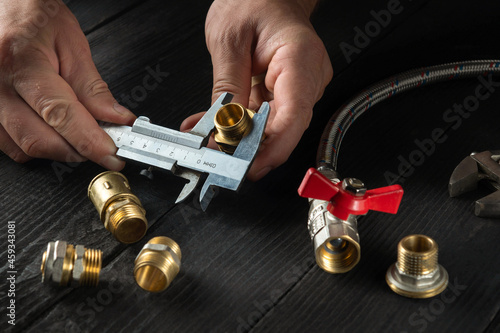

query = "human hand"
[0, 0, 136, 169]
[181, 0, 332, 180]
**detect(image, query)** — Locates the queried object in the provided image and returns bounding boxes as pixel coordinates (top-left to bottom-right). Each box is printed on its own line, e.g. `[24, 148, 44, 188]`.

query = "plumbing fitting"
[386, 234, 448, 298]
[214, 102, 255, 154]
[88, 171, 147, 244]
[134, 236, 181, 292]
[298, 167, 404, 273]
[41, 241, 102, 287]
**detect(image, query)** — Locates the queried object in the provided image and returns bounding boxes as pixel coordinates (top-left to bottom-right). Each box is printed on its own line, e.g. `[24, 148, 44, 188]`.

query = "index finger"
[12, 53, 123, 170]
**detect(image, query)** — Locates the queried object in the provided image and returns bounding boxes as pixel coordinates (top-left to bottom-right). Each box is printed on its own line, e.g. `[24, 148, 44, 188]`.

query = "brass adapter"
[386, 234, 448, 298]
[134, 236, 181, 292]
[306, 168, 360, 273]
[214, 103, 255, 154]
[88, 171, 147, 244]
[41, 241, 102, 287]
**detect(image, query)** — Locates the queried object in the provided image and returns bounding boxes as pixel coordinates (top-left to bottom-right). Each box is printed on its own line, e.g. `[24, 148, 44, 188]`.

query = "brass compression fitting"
[88, 171, 147, 244]
[134, 236, 181, 293]
[214, 103, 255, 154]
[386, 234, 448, 298]
[41, 241, 102, 287]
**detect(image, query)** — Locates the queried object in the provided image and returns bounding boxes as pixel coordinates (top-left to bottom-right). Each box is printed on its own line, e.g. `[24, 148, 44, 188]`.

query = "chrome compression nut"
[41, 241, 102, 287]
[386, 234, 448, 298]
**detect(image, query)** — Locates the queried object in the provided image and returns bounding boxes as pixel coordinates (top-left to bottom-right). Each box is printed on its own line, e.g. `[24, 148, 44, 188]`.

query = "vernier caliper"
[100, 93, 270, 211]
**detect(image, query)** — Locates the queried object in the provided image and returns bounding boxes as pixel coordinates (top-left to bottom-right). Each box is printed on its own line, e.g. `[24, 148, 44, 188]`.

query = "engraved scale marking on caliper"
[100, 92, 270, 210]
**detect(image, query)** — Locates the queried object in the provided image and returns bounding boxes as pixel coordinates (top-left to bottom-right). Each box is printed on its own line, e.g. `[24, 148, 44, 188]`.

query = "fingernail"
[255, 167, 272, 179]
[100, 155, 125, 171]
[113, 102, 131, 115]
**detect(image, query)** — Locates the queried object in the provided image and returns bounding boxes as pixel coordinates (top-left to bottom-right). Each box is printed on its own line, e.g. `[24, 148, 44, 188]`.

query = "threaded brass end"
[88, 171, 148, 244]
[40, 241, 102, 287]
[107, 202, 147, 244]
[134, 236, 181, 293]
[315, 236, 360, 274]
[214, 103, 254, 154]
[386, 234, 448, 298]
[80, 248, 102, 287]
[397, 234, 438, 276]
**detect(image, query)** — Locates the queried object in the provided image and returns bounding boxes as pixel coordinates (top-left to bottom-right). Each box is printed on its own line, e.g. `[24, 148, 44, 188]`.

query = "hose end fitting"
[88, 171, 147, 244]
[41, 241, 102, 287]
[386, 234, 448, 298]
[214, 103, 255, 154]
[134, 236, 181, 293]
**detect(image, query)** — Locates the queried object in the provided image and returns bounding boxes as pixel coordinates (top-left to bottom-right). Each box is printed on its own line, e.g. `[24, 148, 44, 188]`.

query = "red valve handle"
[298, 168, 404, 220]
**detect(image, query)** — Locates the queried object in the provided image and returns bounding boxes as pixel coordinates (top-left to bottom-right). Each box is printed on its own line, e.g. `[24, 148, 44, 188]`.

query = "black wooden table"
[1, 1, 499, 332]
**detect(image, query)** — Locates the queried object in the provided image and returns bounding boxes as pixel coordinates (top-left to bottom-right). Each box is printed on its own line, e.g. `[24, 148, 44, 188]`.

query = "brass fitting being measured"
[386, 234, 448, 298]
[41, 241, 102, 287]
[134, 236, 181, 292]
[306, 168, 361, 273]
[88, 171, 147, 244]
[214, 102, 255, 154]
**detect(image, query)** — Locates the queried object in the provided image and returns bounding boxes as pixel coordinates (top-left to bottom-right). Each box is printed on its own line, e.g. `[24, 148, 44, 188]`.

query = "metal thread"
[134, 236, 181, 292]
[316, 237, 360, 273]
[397, 235, 438, 276]
[80, 249, 102, 287]
[108, 203, 147, 243]
[214, 103, 254, 154]
[40, 242, 102, 287]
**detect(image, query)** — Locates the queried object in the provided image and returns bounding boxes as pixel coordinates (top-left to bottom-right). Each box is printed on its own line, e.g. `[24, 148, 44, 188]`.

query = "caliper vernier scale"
[100, 93, 270, 211]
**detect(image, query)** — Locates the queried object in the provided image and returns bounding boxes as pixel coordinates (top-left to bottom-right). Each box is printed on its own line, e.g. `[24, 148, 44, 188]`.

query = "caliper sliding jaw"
[100, 93, 270, 211]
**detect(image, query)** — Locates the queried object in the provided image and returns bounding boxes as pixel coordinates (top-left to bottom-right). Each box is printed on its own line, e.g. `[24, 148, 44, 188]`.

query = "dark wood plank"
[64, 0, 144, 34]
[1, 0, 500, 332]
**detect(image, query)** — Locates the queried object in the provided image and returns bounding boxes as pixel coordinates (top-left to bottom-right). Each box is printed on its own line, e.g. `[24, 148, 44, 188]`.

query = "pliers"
[449, 150, 500, 217]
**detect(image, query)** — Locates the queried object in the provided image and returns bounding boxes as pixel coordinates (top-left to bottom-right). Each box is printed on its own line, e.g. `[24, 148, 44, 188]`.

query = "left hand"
[180, 0, 333, 180]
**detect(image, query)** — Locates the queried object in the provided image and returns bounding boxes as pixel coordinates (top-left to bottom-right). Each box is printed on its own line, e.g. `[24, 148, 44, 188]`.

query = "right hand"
[0, 0, 136, 169]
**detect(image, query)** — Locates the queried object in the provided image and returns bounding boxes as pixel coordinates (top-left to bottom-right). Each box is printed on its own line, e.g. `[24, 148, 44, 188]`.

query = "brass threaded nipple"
[397, 234, 438, 276]
[88, 171, 147, 244]
[41, 241, 102, 287]
[134, 236, 181, 293]
[386, 235, 448, 298]
[214, 103, 254, 154]
[80, 248, 102, 287]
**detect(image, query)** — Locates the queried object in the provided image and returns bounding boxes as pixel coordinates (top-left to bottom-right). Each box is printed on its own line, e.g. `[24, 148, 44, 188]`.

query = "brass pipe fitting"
[134, 236, 181, 292]
[88, 171, 147, 244]
[386, 234, 448, 298]
[41, 241, 102, 287]
[214, 103, 255, 154]
[307, 168, 361, 273]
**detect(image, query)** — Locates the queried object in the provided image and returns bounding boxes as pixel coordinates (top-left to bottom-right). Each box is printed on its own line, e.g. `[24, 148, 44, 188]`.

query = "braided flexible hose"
[317, 60, 500, 169]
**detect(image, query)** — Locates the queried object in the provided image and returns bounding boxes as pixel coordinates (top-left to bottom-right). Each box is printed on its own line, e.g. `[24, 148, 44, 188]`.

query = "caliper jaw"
[199, 101, 270, 210]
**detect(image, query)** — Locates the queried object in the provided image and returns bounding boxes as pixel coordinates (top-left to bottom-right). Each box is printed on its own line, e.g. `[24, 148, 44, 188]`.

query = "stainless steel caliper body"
[100, 93, 270, 211]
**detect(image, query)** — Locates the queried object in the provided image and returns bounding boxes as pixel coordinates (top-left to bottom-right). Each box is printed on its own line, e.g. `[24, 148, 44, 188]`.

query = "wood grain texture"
[1, 0, 499, 332]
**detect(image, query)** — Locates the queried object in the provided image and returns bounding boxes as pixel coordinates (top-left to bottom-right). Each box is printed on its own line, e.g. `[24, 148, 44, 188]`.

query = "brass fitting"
[134, 236, 181, 292]
[40, 241, 102, 287]
[307, 168, 361, 273]
[386, 234, 448, 298]
[214, 103, 255, 154]
[88, 171, 147, 244]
